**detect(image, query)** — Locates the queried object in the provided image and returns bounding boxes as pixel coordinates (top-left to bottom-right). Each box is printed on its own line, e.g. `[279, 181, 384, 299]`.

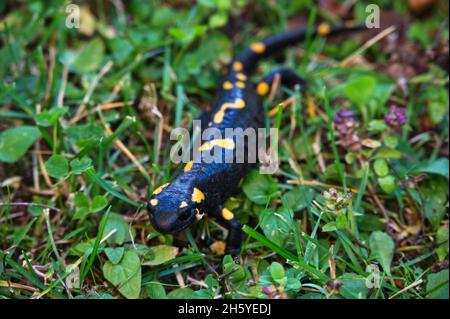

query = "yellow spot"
[213, 98, 246, 124]
[236, 81, 245, 89]
[179, 201, 188, 208]
[152, 183, 170, 195]
[223, 81, 233, 90]
[192, 187, 205, 203]
[236, 73, 247, 81]
[256, 82, 270, 96]
[198, 138, 235, 151]
[221, 208, 234, 220]
[318, 22, 330, 36]
[150, 199, 158, 206]
[250, 42, 265, 54]
[306, 93, 316, 118]
[210, 240, 226, 256]
[184, 160, 194, 172]
[232, 61, 243, 72]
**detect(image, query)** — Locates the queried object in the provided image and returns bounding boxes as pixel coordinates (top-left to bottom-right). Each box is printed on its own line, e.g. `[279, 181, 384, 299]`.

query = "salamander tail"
[232, 22, 367, 74]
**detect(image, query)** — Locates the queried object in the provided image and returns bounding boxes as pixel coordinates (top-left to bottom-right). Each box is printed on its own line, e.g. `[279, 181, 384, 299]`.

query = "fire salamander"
[148, 22, 366, 256]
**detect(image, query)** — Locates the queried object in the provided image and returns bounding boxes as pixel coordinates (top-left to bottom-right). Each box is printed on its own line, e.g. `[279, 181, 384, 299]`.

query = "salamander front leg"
[211, 206, 245, 257]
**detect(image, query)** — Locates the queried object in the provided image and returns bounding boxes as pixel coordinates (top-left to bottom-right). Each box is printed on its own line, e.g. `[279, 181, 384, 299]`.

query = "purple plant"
[333, 108, 361, 152]
[334, 109, 356, 125]
[385, 105, 407, 128]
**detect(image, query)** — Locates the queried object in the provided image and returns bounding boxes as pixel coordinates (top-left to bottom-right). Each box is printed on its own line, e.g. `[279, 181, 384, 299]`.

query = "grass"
[0, 0, 449, 299]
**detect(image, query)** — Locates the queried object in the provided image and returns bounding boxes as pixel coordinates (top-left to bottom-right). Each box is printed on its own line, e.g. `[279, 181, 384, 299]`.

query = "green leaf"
[368, 120, 388, 133]
[270, 262, 286, 286]
[108, 38, 134, 63]
[73, 207, 90, 220]
[384, 135, 399, 149]
[371, 76, 396, 109]
[60, 50, 78, 66]
[146, 282, 167, 299]
[0, 126, 41, 163]
[75, 192, 89, 208]
[258, 208, 293, 246]
[204, 274, 221, 295]
[248, 285, 266, 298]
[209, 11, 228, 28]
[339, 273, 369, 299]
[222, 255, 235, 272]
[175, 32, 232, 84]
[285, 277, 302, 292]
[336, 211, 348, 229]
[343, 76, 377, 106]
[408, 20, 440, 48]
[66, 123, 104, 148]
[415, 158, 449, 179]
[426, 269, 449, 299]
[104, 247, 125, 265]
[373, 158, 389, 177]
[142, 245, 179, 266]
[167, 288, 197, 299]
[242, 170, 278, 205]
[216, 0, 232, 10]
[429, 101, 448, 125]
[356, 214, 386, 232]
[322, 221, 337, 232]
[369, 231, 394, 275]
[421, 176, 448, 228]
[35, 107, 68, 127]
[230, 265, 248, 286]
[70, 156, 92, 175]
[282, 186, 315, 212]
[436, 226, 449, 262]
[362, 138, 381, 149]
[375, 148, 403, 159]
[69, 239, 96, 256]
[168, 25, 208, 44]
[45, 155, 69, 178]
[104, 213, 135, 245]
[292, 135, 314, 159]
[103, 250, 141, 299]
[92, 195, 108, 213]
[378, 175, 396, 194]
[72, 38, 105, 73]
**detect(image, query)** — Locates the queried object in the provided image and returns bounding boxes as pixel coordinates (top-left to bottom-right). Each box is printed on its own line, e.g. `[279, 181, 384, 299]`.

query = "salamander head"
[147, 184, 205, 233]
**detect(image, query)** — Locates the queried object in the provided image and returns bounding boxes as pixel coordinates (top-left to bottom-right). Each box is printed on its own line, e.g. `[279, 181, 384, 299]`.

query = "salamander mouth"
[173, 208, 200, 233]
[167, 217, 194, 233]
[148, 208, 197, 234]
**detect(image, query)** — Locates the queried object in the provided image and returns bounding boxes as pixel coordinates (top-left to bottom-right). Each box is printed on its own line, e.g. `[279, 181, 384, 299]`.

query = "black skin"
[148, 23, 367, 256]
